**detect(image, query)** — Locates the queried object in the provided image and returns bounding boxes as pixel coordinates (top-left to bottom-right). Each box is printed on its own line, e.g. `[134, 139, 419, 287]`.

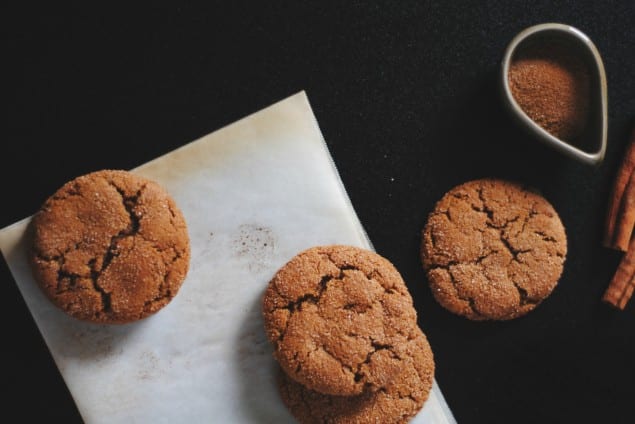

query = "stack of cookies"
[262, 245, 435, 424]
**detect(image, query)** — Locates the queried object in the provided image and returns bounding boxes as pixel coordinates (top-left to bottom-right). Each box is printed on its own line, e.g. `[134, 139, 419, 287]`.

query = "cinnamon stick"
[612, 170, 635, 251]
[603, 237, 635, 309]
[604, 130, 635, 250]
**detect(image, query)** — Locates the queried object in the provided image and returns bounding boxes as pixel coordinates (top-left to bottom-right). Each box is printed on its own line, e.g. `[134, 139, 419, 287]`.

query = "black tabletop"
[3, 2, 635, 423]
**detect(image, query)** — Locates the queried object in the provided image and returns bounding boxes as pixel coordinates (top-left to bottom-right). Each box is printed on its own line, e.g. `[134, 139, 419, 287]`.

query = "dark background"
[3, 2, 634, 423]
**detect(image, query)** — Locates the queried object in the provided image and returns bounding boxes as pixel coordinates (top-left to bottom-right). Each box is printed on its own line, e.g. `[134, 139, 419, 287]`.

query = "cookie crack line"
[512, 281, 538, 306]
[426, 264, 483, 317]
[315, 344, 359, 381]
[85, 180, 148, 314]
[33, 240, 80, 263]
[272, 258, 388, 317]
[446, 267, 484, 318]
[286, 275, 332, 313]
[427, 225, 452, 261]
[39, 242, 81, 293]
[357, 340, 397, 384]
[56, 270, 81, 293]
[428, 190, 541, 268]
[476, 186, 495, 222]
[324, 252, 383, 282]
[142, 251, 185, 312]
[493, 222, 533, 261]
[317, 336, 397, 386]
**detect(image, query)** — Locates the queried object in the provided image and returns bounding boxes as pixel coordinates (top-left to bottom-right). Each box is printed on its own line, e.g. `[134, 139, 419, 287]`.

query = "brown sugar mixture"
[508, 41, 590, 144]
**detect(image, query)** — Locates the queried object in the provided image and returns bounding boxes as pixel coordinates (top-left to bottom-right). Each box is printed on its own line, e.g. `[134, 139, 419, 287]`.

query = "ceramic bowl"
[501, 23, 607, 166]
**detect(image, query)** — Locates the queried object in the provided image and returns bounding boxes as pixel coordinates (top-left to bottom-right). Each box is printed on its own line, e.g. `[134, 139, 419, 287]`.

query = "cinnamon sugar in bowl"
[501, 23, 607, 166]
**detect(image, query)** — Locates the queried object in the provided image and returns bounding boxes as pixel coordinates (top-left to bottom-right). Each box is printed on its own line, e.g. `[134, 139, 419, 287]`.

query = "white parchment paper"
[0, 92, 456, 423]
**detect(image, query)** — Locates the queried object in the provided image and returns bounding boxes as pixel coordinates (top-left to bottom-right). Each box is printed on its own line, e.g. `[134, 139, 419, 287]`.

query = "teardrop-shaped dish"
[501, 23, 607, 166]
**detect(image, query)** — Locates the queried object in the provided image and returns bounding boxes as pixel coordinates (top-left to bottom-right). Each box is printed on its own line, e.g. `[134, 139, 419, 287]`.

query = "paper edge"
[299, 92, 375, 251]
[132, 93, 311, 174]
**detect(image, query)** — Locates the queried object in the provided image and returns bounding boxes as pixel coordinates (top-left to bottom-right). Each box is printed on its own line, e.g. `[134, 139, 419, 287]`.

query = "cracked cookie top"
[421, 178, 567, 320]
[30, 170, 190, 324]
[277, 326, 435, 424]
[263, 245, 419, 396]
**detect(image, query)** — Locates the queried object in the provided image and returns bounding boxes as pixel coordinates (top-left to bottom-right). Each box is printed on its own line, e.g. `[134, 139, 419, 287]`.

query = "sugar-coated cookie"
[421, 178, 567, 320]
[263, 245, 419, 396]
[30, 170, 190, 324]
[277, 327, 435, 424]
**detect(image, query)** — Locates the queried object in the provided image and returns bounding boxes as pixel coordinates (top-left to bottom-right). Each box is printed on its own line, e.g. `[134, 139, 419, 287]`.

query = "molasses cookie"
[263, 245, 419, 396]
[30, 169, 190, 324]
[421, 178, 567, 320]
[277, 327, 435, 424]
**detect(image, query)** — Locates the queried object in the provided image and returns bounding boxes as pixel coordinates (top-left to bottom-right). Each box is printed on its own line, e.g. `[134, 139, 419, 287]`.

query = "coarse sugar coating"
[30, 169, 190, 324]
[421, 178, 567, 320]
[277, 326, 435, 424]
[263, 245, 420, 396]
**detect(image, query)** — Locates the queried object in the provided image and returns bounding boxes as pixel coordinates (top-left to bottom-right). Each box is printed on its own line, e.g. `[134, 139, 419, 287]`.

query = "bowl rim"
[501, 22, 608, 166]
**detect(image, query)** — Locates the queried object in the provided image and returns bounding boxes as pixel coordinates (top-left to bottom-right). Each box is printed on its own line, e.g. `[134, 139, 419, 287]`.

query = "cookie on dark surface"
[262, 245, 419, 396]
[277, 326, 435, 424]
[30, 169, 190, 324]
[421, 178, 567, 320]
